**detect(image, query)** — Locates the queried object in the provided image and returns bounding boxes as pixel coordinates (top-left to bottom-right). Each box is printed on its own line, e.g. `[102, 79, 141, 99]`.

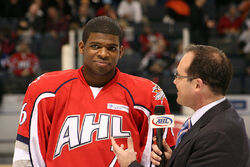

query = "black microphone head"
[154, 105, 165, 115]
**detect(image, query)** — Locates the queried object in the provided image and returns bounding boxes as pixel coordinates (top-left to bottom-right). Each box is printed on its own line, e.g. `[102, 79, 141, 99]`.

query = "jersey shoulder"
[117, 72, 166, 103]
[27, 69, 79, 95]
[118, 72, 157, 91]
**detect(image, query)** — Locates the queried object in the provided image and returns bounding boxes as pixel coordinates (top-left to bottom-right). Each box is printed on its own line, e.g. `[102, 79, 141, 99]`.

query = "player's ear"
[119, 45, 124, 59]
[79, 41, 85, 54]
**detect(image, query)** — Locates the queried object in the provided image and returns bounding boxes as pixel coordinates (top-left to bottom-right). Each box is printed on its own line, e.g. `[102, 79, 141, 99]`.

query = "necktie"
[175, 118, 192, 148]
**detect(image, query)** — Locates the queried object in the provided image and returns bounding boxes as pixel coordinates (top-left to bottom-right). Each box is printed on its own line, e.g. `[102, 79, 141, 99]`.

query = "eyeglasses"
[174, 72, 194, 80]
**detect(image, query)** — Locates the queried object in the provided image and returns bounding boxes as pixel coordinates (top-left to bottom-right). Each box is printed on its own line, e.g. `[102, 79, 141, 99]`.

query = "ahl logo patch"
[150, 115, 174, 128]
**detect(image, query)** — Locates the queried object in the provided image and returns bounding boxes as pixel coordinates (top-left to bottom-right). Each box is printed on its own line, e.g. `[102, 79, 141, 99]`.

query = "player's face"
[173, 52, 195, 108]
[79, 32, 124, 77]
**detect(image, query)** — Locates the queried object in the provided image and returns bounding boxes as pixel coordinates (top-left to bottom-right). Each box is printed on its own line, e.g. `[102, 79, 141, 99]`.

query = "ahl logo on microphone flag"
[150, 115, 175, 128]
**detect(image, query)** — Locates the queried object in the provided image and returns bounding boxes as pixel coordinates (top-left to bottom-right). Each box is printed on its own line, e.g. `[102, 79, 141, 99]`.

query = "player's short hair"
[82, 16, 124, 46]
[184, 44, 232, 95]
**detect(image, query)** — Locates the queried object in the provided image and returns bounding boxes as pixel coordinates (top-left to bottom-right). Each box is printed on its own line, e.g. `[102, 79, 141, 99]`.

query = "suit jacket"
[167, 99, 249, 167]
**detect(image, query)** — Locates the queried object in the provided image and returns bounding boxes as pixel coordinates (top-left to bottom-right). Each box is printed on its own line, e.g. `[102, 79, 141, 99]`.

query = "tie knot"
[183, 118, 192, 130]
[175, 118, 192, 148]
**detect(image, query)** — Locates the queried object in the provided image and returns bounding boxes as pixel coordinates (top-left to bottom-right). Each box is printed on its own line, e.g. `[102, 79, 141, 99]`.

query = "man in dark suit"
[111, 44, 249, 167]
[151, 44, 249, 167]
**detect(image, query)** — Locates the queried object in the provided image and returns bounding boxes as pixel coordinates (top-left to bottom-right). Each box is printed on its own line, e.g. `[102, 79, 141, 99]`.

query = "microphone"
[155, 105, 166, 167]
[150, 105, 174, 167]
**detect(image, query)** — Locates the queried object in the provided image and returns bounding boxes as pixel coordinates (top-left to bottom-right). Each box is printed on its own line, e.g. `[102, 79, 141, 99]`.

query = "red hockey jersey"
[14, 67, 175, 167]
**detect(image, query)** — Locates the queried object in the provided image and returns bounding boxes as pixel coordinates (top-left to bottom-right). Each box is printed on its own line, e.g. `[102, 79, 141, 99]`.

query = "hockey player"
[12, 16, 175, 167]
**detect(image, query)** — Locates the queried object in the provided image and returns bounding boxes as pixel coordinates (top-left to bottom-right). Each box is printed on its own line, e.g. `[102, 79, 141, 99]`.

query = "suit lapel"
[167, 120, 200, 166]
[167, 99, 232, 167]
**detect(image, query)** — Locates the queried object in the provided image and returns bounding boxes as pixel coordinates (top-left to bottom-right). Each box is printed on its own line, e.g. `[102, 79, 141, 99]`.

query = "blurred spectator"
[139, 36, 174, 76]
[239, 17, 250, 55]
[16, 17, 43, 55]
[117, 0, 143, 24]
[9, 40, 40, 77]
[0, 29, 17, 56]
[239, 0, 250, 17]
[24, 2, 45, 34]
[170, 40, 184, 74]
[67, 0, 78, 17]
[139, 24, 168, 55]
[16, 19, 32, 42]
[70, 3, 93, 29]
[202, 0, 216, 20]
[189, 0, 215, 44]
[80, 0, 96, 16]
[119, 20, 134, 53]
[7, 40, 40, 93]
[164, 0, 190, 22]
[139, 0, 156, 13]
[117, 19, 141, 75]
[96, 4, 117, 19]
[33, 0, 43, 8]
[46, 0, 73, 20]
[32, 0, 47, 16]
[39, 6, 64, 58]
[217, 3, 244, 39]
[15, 2, 45, 54]
[45, 6, 70, 44]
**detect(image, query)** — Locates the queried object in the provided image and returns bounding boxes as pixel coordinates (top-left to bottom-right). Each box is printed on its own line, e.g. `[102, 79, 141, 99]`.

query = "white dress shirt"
[191, 97, 226, 126]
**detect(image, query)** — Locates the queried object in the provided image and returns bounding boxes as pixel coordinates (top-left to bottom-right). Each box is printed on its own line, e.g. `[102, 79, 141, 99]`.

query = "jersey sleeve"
[13, 77, 56, 167]
[132, 80, 175, 167]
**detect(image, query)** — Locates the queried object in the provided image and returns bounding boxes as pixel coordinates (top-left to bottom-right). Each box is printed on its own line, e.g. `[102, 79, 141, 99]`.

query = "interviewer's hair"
[184, 44, 232, 95]
[82, 16, 124, 46]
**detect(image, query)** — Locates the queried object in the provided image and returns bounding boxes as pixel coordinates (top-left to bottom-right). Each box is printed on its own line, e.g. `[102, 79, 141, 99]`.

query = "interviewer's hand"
[151, 137, 172, 166]
[111, 137, 137, 167]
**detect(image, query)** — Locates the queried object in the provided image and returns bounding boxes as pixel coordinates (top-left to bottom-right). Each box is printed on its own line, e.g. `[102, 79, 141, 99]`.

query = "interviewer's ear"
[194, 78, 206, 91]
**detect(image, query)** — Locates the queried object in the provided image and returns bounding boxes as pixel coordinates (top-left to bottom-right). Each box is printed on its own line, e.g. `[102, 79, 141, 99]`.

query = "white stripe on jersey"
[134, 105, 152, 167]
[30, 92, 55, 167]
[134, 105, 150, 117]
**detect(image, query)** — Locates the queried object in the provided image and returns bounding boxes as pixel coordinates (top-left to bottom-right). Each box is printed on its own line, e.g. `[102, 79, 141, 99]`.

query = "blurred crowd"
[1, 0, 250, 104]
